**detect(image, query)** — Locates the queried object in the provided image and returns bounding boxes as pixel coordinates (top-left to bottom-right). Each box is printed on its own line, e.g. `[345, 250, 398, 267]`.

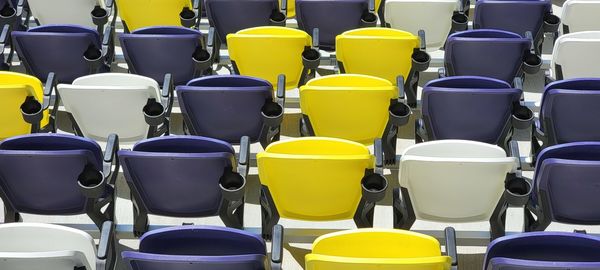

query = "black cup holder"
[451, 13, 468, 32]
[78, 164, 106, 199]
[91, 6, 108, 26]
[389, 102, 411, 126]
[360, 12, 378, 27]
[361, 174, 388, 202]
[269, 10, 286, 26]
[504, 176, 532, 206]
[220, 171, 246, 201]
[522, 53, 542, 74]
[302, 48, 320, 70]
[192, 47, 212, 70]
[84, 45, 103, 69]
[180, 7, 197, 28]
[20, 97, 43, 124]
[0, 3, 16, 24]
[412, 51, 431, 72]
[512, 105, 534, 129]
[543, 14, 560, 33]
[143, 99, 165, 126]
[261, 101, 284, 127]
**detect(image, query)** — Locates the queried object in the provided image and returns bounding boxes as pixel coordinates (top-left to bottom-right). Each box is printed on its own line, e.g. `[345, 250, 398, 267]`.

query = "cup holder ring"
[389, 102, 411, 126]
[523, 54, 542, 74]
[269, 10, 286, 26]
[261, 101, 284, 127]
[91, 6, 109, 26]
[180, 8, 197, 28]
[361, 174, 388, 202]
[302, 48, 321, 70]
[78, 166, 106, 199]
[219, 171, 246, 201]
[543, 14, 560, 33]
[0, 5, 16, 24]
[451, 13, 469, 32]
[143, 101, 166, 126]
[360, 12, 378, 27]
[20, 98, 43, 124]
[504, 176, 532, 206]
[512, 105, 534, 130]
[412, 51, 431, 72]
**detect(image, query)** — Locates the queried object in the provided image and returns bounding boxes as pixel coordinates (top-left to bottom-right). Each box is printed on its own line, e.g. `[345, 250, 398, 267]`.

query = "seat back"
[0, 134, 102, 216]
[552, 31, 600, 80]
[296, 0, 368, 50]
[445, 29, 530, 83]
[485, 232, 600, 270]
[336, 28, 420, 85]
[119, 136, 235, 217]
[306, 229, 451, 270]
[177, 75, 273, 144]
[561, 0, 600, 33]
[227, 26, 312, 90]
[0, 72, 49, 140]
[27, 0, 102, 27]
[257, 137, 373, 221]
[58, 73, 160, 143]
[115, 0, 193, 31]
[385, 0, 456, 51]
[540, 79, 600, 144]
[206, 0, 278, 44]
[534, 142, 600, 224]
[12, 25, 101, 83]
[421, 76, 522, 144]
[299, 74, 397, 145]
[120, 27, 203, 85]
[400, 140, 515, 222]
[474, 0, 551, 37]
[0, 223, 96, 270]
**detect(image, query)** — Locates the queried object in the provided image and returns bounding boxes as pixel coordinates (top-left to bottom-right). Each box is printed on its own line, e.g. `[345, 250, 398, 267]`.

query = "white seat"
[561, 0, 600, 34]
[384, 0, 457, 51]
[0, 223, 97, 270]
[57, 73, 161, 143]
[27, 0, 104, 27]
[551, 31, 600, 80]
[399, 140, 516, 222]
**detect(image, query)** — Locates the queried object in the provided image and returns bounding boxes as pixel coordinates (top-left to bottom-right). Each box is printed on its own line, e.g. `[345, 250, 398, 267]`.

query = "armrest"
[103, 133, 119, 179]
[444, 227, 458, 269]
[276, 74, 286, 108]
[368, 0, 375, 12]
[96, 221, 115, 270]
[237, 136, 250, 179]
[15, 0, 24, 17]
[508, 140, 522, 176]
[206, 26, 215, 59]
[396, 75, 406, 102]
[374, 138, 384, 176]
[193, 0, 200, 10]
[280, 0, 287, 17]
[522, 31, 541, 74]
[418, 29, 426, 51]
[161, 73, 174, 116]
[270, 224, 284, 270]
[312, 27, 319, 50]
[0, 24, 10, 62]
[411, 30, 431, 72]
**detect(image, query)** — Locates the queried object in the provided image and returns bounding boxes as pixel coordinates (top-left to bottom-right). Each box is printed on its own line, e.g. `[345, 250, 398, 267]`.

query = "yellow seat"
[115, 0, 193, 31]
[300, 74, 397, 145]
[0, 72, 49, 140]
[227, 26, 313, 90]
[306, 229, 452, 270]
[282, 0, 383, 18]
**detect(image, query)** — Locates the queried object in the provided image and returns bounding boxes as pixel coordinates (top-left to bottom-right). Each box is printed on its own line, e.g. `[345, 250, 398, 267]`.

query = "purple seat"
[444, 29, 534, 84]
[419, 76, 524, 148]
[122, 226, 270, 270]
[119, 136, 248, 236]
[485, 232, 600, 270]
[526, 142, 600, 231]
[120, 27, 205, 86]
[12, 25, 107, 83]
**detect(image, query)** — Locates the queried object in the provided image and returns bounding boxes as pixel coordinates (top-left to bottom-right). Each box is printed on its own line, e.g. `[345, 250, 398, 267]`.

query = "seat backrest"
[400, 140, 515, 222]
[177, 75, 273, 144]
[385, 0, 456, 51]
[115, 0, 193, 31]
[299, 74, 397, 145]
[336, 28, 420, 85]
[257, 137, 373, 221]
[296, 0, 367, 50]
[0, 223, 97, 270]
[534, 142, 600, 224]
[552, 31, 600, 80]
[57, 73, 160, 143]
[0, 134, 102, 216]
[561, 0, 600, 33]
[0, 72, 49, 140]
[421, 76, 522, 144]
[120, 27, 203, 85]
[474, 0, 551, 37]
[445, 29, 530, 83]
[227, 26, 312, 90]
[485, 232, 600, 270]
[206, 0, 277, 44]
[540, 79, 600, 144]
[27, 0, 102, 27]
[283, 0, 381, 18]
[306, 229, 451, 270]
[12, 25, 101, 83]
[119, 136, 235, 217]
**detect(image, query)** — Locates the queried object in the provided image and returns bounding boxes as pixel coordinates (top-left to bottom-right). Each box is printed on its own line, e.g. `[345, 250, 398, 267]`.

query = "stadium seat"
[525, 142, 600, 232]
[57, 73, 171, 144]
[115, 0, 198, 32]
[335, 28, 430, 106]
[561, 0, 600, 34]
[306, 228, 457, 270]
[177, 74, 285, 148]
[119, 26, 213, 86]
[26, 0, 115, 34]
[122, 225, 284, 270]
[385, 0, 466, 51]
[299, 74, 411, 164]
[119, 136, 250, 236]
[295, 0, 377, 50]
[227, 26, 319, 90]
[0, 71, 54, 140]
[394, 140, 531, 239]
[549, 31, 600, 81]
[442, 29, 541, 84]
[280, 0, 382, 18]
[417, 76, 533, 151]
[485, 232, 600, 269]
[0, 133, 119, 228]
[12, 24, 113, 83]
[0, 222, 116, 270]
[474, 0, 559, 53]
[257, 137, 387, 238]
